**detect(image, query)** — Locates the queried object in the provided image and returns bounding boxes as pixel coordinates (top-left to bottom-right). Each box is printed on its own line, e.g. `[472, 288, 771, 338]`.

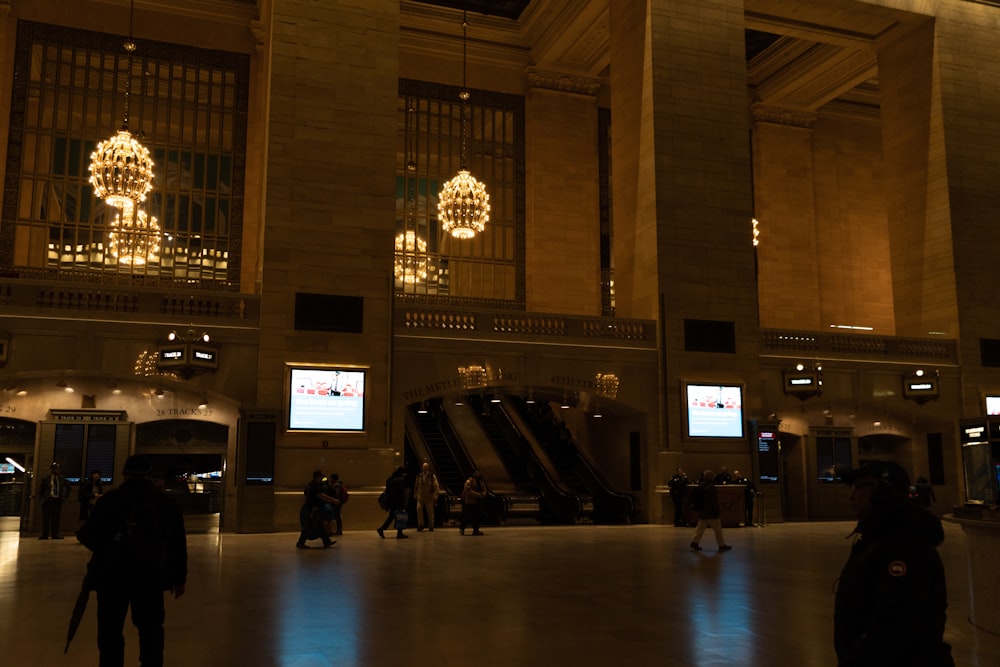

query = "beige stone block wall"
[525, 85, 601, 316]
[813, 117, 895, 334]
[754, 120, 822, 330]
[261, 0, 400, 490]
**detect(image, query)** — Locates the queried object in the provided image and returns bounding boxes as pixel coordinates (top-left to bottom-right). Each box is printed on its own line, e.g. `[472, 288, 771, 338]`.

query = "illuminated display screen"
[685, 384, 744, 438]
[287, 367, 367, 432]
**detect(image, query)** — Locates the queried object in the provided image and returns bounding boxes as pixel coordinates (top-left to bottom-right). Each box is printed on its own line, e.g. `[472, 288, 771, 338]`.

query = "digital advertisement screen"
[686, 384, 744, 438]
[288, 366, 367, 431]
[986, 396, 1000, 416]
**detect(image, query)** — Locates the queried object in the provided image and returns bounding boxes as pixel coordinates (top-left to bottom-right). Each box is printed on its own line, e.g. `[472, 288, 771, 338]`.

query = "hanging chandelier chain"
[459, 10, 470, 169]
[122, 0, 137, 129]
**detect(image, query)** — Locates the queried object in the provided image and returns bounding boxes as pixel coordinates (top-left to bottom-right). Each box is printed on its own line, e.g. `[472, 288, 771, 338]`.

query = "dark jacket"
[834, 500, 954, 667]
[77, 477, 187, 591]
[384, 470, 408, 511]
[695, 480, 721, 519]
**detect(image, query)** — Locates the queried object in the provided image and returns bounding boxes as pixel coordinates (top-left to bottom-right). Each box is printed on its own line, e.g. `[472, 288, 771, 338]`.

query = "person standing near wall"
[667, 467, 689, 527]
[38, 462, 70, 539]
[78, 469, 104, 524]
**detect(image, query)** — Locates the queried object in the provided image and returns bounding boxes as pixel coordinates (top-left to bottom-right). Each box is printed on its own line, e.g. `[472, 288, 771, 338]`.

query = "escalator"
[507, 396, 638, 523]
[406, 398, 468, 495]
[467, 395, 583, 524]
[405, 398, 508, 523]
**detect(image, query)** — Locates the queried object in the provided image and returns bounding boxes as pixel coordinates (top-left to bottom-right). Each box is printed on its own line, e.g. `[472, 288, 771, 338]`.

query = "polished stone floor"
[1, 518, 998, 667]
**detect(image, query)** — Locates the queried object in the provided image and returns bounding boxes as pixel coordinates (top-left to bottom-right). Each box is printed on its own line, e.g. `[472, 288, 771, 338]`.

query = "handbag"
[394, 510, 409, 530]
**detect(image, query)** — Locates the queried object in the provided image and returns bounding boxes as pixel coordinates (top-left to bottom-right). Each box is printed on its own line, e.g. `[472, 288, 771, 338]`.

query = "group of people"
[296, 470, 347, 548]
[35, 463, 105, 540]
[376, 463, 488, 538]
[42, 450, 951, 667]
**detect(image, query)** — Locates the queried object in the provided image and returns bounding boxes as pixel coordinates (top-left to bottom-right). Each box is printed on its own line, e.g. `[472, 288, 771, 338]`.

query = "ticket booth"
[959, 418, 1000, 506]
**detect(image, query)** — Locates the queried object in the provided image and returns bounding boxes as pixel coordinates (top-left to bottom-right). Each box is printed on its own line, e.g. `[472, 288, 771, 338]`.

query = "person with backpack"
[76, 454, 187, 667]
[689, 469, 732, 552]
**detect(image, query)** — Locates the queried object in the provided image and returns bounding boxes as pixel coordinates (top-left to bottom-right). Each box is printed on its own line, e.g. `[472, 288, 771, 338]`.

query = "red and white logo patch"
[888, 560, 908, 577]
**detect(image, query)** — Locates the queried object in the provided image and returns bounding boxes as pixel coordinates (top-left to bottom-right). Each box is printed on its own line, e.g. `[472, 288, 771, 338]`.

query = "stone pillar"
[260, 0, 400, 489]
[752, 106, 821, 331]
[610, 0, 759, 452]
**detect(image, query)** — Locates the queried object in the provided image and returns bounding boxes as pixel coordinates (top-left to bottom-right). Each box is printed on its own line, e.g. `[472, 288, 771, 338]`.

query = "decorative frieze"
[525, 67, 601, 97]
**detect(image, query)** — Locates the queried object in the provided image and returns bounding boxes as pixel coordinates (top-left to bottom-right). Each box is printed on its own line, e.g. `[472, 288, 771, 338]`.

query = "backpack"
[331, 480, 349, 504]
[689, 485, 705, 511]
[110, 499, 168, 575]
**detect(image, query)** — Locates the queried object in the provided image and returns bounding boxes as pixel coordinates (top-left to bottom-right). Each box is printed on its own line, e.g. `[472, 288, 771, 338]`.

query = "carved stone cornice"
[249, 19, 265, 53]
[525, 67, 600, 97]
[750, 103, 816, 129]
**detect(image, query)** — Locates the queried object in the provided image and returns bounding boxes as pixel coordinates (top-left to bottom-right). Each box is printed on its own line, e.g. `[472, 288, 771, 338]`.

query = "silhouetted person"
[667, 467, 689, 526]
[460, 470, 487, 536]
[690, 469, 732, 552]
[835, 462, 954, 666]
[377, 466, 409, 539]
[914, 476, 936, 510]
[297, 470, 336, 548]
[714, 466, 732, 485]
[78, 469, 104, 523]
[77, 455, 187, 667]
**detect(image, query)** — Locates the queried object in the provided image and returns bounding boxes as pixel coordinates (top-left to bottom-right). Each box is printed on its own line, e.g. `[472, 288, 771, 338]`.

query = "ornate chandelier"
[438, 10, 489, 239]
[394, 230, 428, 284]
[107, 201, 161, 265]
[88, 0, 158, 265]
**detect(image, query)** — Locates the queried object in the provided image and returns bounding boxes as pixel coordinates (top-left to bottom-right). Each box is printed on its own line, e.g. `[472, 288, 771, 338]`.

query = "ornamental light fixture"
[88, 0, 159, 265]
[395, 99, 429, 283]
[437, 9, 490, 239]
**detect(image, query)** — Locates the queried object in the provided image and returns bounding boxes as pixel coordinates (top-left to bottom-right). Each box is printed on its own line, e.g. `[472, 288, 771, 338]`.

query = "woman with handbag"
[376, 466, 409, 539]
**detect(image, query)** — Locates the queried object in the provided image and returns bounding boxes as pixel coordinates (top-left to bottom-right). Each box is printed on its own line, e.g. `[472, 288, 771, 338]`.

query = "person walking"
[38, 462, 70, 539]
[667, 467, 689, 527]
[76, 454, 187, 667]
[835, 461, 954, 666]
[296, 470, 336, 549]
[689, 469, 732, 552]
[413, 462, 442, 531]
[459, 470, 487, 536]
[377, 466, 409, 539]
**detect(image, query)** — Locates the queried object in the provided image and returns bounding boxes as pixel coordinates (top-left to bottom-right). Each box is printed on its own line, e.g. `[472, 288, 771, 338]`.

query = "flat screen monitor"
[287, 365, 367, 432]
[986, 395, 1000, 416]
[685, 383, 744, 438]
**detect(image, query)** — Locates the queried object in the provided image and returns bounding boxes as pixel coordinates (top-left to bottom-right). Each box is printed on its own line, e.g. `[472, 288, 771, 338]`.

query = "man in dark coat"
[38, 462, 70, 539]
[835, 461, 954, 667]
[77, 455, 187, 667]
[377, 466, 409, 539]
